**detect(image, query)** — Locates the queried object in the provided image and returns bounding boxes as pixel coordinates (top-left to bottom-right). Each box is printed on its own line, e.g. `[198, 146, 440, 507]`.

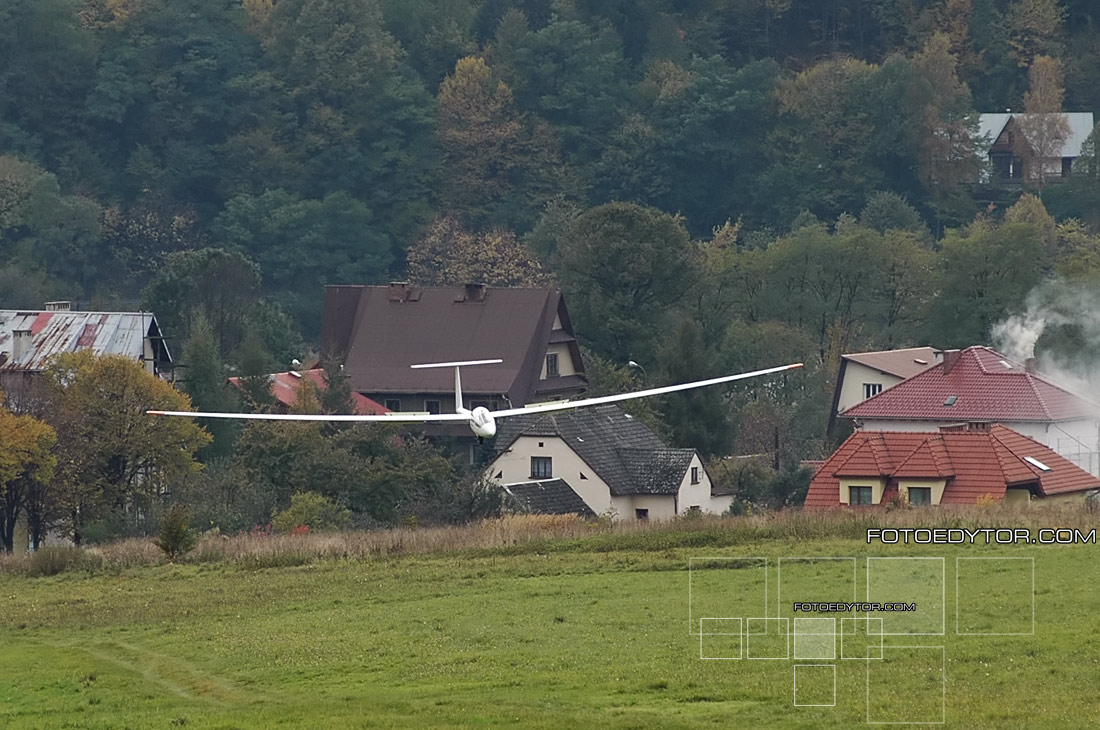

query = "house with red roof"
[804, 424, 1100, 508]
[228, 369, 389, 416]
[839, 347, 1100, 475]
[828, 346, 938, 435]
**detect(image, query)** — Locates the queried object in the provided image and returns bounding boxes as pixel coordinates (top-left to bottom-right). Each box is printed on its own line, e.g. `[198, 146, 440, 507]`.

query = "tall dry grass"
[0, 505, 1096, 577]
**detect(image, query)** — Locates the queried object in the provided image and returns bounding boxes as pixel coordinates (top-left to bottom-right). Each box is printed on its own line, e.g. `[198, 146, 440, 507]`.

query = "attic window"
[944, 395, 958, 406]
[1000, 360, 1013, 368]
[1024, 456, 1052, 472]
[913, 358, 927, 365]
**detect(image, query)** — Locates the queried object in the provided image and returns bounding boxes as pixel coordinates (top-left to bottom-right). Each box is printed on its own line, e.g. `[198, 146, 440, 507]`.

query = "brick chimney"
[941, 349, 962, 374]
[463, 283, 487, 302]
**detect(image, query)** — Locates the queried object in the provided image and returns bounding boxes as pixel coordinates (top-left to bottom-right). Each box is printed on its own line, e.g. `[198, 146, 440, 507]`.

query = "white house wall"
[837, 362, 904, 414]
[487, 435, 614, 514]
[677, 453, 726, 514]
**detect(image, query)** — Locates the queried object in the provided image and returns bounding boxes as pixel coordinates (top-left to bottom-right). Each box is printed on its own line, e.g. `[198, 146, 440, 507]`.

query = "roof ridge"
[1024, 372, 1054, 421]
[987, 428, 1044, 481]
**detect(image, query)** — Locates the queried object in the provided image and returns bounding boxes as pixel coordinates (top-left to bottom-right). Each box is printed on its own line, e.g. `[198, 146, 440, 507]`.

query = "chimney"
[463, 283, 487, 302]
[941, 349, 961, 374]
[1024, 357, 1037, 374]
[388, 281, 410, 302]
[44, 301, 71, 311]
[11, 329, 32, 362]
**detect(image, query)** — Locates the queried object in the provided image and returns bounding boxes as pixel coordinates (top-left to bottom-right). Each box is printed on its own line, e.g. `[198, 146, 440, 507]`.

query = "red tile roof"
[228, 370, 389, 415]
[841, 346, 1099, 423]
[804, 425, 1099, 508]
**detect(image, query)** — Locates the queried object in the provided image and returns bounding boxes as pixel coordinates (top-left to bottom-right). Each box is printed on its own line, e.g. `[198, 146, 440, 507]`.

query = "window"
[690, 466, 700, 484]
[531, 456, 553, 479]
[908, 487, 932, 506]
[424, 399, 441, 414]
[863, 383, 883, 399]
[635, 508, 649, 521]
[849, 486, 873, 505]
[471, 400, 491, 410]
[545, 352, 559, 378]
[384, 399, 401, 411]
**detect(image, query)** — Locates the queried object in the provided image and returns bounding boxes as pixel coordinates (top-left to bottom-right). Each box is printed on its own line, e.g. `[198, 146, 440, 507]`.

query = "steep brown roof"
[321, 284, 585, 405]
[804, 425, 1100, 508]
[843, 347, 938, 379]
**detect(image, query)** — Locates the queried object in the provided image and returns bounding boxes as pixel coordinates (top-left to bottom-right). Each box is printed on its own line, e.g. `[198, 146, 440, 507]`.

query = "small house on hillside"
[321, 283, 587, 420]
[486, 404, 731, 520]
[840, 347, 1100, 475]
[978, 112, 1094, 182]
[804, 424, 1100, 508]
[828, 346, 937, 435]
[227, 369, 390, 415]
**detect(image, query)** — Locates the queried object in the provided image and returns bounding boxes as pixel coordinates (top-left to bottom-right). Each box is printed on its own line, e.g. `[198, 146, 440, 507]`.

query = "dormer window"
[546, 353, 559, 378]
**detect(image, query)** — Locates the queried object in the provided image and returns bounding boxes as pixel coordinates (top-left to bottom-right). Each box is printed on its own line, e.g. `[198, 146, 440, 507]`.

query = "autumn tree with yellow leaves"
[0, 394, 57, 552]
[44, 352, 211, 543]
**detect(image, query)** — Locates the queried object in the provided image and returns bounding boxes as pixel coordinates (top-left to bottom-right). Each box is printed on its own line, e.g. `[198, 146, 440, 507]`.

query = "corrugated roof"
[841, 346, 1100, 423]
[320, 285, 586, 405]
[227, 369, 390, 415]
[503, 479, 596, 517]
[0, 310, 166, 371]
[843, 347, 938, 380]
[978, 113, 1095, 157]
[804, 425, 1099, 508]
[493, 404, 698, 496]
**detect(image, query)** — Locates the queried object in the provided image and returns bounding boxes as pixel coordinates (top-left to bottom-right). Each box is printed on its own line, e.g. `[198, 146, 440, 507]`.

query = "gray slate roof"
[493, 404, 696, 496]
[503, 479, 596, 517]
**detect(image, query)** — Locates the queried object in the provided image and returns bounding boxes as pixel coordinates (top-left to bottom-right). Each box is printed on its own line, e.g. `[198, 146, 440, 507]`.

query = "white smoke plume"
[992, 280, 1100, 401]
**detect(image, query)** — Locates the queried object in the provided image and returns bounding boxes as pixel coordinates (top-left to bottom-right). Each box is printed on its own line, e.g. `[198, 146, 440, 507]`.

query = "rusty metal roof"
[0, 310, 167, 371]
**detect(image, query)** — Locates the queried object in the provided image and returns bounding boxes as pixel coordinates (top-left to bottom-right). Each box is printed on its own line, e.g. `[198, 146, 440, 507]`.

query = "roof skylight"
[1024, 456, 1052, 472]
[944, 395, 958, 406]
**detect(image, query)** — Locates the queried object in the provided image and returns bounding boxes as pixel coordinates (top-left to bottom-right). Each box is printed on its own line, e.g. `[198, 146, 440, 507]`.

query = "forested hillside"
[4, 0, 1100, 523]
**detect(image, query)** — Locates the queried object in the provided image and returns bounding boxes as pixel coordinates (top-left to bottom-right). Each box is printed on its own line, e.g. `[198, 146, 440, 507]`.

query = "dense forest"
[4, 0, 1100, 538]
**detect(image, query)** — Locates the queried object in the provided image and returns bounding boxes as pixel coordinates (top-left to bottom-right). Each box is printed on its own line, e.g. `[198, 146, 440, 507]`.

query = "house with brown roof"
[804, 424, 1100, 508]
[839, 346, 1100, 475]
[321, 283, 586, 420]
[828, 346, 938, 435]
[487, 404, 731, 520]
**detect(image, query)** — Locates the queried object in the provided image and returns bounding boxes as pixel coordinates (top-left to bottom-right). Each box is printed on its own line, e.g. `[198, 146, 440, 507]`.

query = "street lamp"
[627, 360, 647, 380]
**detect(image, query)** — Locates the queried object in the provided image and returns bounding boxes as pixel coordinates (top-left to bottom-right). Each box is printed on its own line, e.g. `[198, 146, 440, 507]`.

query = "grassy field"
[1, 516, 1099, 728]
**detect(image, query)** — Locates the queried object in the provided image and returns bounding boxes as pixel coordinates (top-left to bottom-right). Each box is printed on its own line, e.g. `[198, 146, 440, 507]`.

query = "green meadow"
[1, 527, 1098, 729]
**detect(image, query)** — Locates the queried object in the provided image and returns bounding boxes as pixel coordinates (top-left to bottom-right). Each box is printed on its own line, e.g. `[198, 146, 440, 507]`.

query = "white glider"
[148, 359, 804, 440]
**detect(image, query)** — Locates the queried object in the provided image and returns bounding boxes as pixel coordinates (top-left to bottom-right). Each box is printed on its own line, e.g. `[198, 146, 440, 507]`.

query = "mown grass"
[1, 510, 1098, 728]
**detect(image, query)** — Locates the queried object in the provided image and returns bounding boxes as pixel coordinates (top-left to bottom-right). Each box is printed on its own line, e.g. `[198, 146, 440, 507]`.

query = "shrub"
[24, 546, 103, 577]
[272, 492, 351, 532]
[155, 504, 198, 561]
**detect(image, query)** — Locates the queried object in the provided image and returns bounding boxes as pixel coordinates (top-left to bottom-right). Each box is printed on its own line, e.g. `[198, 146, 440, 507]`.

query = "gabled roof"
[978, 113, 1095, 158]
[0, 309, 169, 371]
[502, 479, 596, 517]
[804, 425, 1100, 508]
[492, 404, 697, 496]
[227, 369, 389, 415]
[843, 347, 937, 380]
[841, 346, 1100, 423]
[320, 284, 586, 405]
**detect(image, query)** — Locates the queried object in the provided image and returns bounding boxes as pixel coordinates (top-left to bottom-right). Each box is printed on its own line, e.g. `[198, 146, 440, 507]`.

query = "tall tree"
[554, 202, 700, 361]
[405, 216, 552, 287]
[44, 352, 211, 542]
[0, 404, 57, 552]
[1016, 55, 1070, 187]
[1005, 0, 1066, 67]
